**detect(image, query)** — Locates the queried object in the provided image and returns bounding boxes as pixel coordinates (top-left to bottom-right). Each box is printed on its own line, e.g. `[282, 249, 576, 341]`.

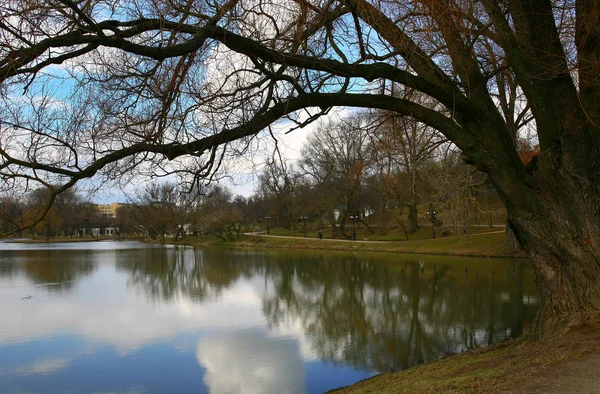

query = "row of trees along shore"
[0, 123, 505, 241]
[254, 110, 509, 238]
[0, 188, 108, 239]
[1, 1, 598, 338]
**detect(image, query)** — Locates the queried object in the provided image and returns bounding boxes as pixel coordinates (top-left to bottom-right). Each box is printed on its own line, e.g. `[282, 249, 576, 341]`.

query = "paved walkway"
[243, 233, 389, 243]
[243, 229, 505, 244]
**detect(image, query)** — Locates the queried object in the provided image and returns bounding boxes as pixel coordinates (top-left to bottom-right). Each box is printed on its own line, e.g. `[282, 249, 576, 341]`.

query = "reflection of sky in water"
[0, 242, 377, 393]
[197, 330, 306, 394]
[0, 242, 538, 393]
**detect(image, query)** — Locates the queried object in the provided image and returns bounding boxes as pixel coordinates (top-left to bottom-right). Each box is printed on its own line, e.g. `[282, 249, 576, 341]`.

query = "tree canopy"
[1, 0, 599, 338]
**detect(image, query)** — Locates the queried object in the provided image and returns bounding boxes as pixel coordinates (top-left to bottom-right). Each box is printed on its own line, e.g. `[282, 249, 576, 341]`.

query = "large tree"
[373, 94, 446, 234]
[300, 113, 373, 236]
[1, 1, 599, 338]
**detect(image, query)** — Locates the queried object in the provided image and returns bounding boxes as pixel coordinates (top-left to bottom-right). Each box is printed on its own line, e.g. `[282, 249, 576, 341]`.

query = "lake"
[0, 241, 538, 393]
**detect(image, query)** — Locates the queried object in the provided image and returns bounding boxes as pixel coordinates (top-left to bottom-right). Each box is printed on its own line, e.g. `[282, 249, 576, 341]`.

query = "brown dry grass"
[330, 326, 600, 393]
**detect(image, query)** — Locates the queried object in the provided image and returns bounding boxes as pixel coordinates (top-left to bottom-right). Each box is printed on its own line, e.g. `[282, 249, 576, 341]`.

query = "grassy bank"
[266, 224, 502, 242]
[5, 231, 526, 259]
[331, 326, 600, 393]
[235, 232, 526, 258]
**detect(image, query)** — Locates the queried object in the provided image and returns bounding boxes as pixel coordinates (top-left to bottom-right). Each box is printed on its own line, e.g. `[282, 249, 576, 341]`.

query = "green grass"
[263, 224, 502, 242]
[238, 231, 523, 258]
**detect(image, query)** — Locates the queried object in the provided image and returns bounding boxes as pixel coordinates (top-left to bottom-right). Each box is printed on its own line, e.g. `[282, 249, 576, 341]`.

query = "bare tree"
[373, 92, 446, 233]
[258, 158, 299, 230]
[126, 183, 177, 241]
[1, 0, 599, 337]
[0, 195, 23, 235]
[198, 185, 244, 241]
[300, 113, 374, 237]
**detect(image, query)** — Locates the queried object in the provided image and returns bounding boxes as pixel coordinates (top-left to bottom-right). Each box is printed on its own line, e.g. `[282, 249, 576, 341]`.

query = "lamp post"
[426, 208, 437, 239]
[349, 215, 358, 241]
[264, 216, 271, 235]
[300, 216, 308, 238]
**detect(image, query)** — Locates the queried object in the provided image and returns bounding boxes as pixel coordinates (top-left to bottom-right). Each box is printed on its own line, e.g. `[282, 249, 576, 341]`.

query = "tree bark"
[408, 203, 418, 234]
[505, 221, 522, 251]
[506, 173, 600, 338]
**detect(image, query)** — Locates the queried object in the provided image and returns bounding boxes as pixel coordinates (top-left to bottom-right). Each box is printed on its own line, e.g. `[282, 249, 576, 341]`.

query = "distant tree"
[126, 183, 179, 241]
[198, 185, 244, 241]
[300, 114, 374, 236]
[258, 159, 299, 230]
[0, 196, 23, 234]
[81, 202, 101, 237]
[22, 187, 84, 239]
[373, 93, 446, 233]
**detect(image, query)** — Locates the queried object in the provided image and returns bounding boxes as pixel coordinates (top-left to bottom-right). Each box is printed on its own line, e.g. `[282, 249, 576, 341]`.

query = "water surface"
[0, 241, 538, 393]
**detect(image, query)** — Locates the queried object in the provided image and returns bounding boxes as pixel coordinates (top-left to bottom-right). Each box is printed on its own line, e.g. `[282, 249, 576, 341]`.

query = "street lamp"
[426, 208, 437, 239]
[264, 216, 271, 235]
[300, 216, 308, 238]
[349, 215, 358, 241]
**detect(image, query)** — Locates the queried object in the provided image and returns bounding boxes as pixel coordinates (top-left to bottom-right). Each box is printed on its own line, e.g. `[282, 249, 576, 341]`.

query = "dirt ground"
[498, 354, 600, 394]
[497, 326, 600, 394]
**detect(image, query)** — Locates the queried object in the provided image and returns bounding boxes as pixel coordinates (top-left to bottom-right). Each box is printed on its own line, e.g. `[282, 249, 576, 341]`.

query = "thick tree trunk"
[505, 221, 523, 251]
[408, 203, 418, 234]
[508, 174, 600, 338]
[526, 238, 600, 339]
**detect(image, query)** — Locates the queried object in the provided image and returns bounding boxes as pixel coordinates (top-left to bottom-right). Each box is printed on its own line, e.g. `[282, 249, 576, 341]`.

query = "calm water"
[0, 241, 538, 393]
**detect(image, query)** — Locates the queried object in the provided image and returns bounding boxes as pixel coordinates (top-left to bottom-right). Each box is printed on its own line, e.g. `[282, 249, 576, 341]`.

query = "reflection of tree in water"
[506, 261, 527, 337]
[1, 250, 96, 292]
[115, 248, 538, 373]
[0, 260, 16, 278]
[116, 248, 260, 302]
[256, 254, 538, 373]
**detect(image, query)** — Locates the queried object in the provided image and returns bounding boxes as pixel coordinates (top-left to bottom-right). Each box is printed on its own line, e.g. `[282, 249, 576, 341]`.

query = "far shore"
[231, 232, 527, 259]
[3, 231, 527, 259]
[4, 236, 143, 243]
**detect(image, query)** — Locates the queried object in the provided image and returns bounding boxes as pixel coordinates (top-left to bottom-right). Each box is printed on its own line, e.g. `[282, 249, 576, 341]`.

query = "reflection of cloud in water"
[0, 271, 266, 353]
[13, 357, 69, 375]
[197, 330, 307, 394]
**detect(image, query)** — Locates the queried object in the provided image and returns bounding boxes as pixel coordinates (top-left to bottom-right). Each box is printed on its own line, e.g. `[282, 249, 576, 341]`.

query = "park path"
[243, 229, 505, 243]
[243, 232, 389, 243]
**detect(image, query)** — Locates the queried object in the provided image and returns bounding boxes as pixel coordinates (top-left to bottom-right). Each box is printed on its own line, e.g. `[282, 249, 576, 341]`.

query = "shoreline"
[4, 236, 143, 243]
[4, 232, 528, 259]
[232, 236, 528, 259]
[230, 232, 527, 259]
[330, 326, 600, 393]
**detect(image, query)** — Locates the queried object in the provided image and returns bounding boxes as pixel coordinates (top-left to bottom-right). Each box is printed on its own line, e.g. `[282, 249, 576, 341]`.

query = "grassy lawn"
[11, 227, 517, 259]
[263, 224, 502, 242]
[239, 231, 522, 258]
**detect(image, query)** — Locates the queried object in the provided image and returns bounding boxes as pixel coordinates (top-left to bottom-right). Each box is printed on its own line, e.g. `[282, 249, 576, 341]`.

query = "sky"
[88, 107, 352, 203]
